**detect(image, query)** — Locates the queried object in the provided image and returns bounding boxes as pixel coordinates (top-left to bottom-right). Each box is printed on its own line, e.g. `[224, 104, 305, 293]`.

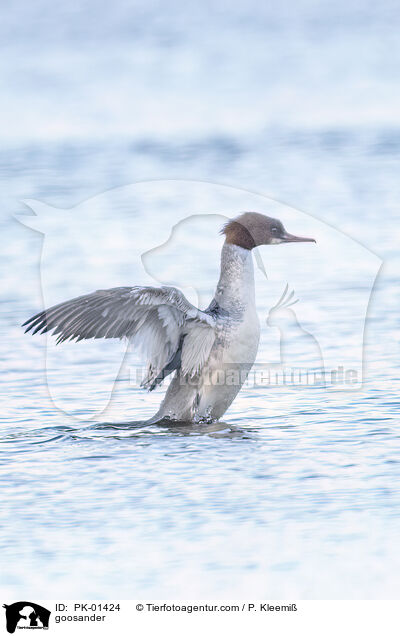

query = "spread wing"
[23, 286, 216, 388]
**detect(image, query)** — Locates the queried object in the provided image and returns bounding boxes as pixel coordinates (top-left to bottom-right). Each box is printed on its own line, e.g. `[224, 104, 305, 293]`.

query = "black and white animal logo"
[3, 602, 50, 633]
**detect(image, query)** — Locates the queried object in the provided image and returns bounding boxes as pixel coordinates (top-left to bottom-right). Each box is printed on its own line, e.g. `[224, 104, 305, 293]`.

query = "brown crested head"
[221, 212, 316, 250]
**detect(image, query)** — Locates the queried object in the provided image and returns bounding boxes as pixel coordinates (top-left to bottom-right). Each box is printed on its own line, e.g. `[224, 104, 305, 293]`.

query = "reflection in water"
[86, 419, 251, 440]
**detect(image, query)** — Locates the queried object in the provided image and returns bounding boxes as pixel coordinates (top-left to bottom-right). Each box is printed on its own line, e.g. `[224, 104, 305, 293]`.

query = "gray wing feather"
[23, 285, 216, 387]
[23, 286, 213, 342]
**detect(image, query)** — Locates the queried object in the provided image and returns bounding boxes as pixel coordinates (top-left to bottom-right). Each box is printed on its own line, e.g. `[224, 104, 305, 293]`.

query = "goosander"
[23, 212, 315, 423]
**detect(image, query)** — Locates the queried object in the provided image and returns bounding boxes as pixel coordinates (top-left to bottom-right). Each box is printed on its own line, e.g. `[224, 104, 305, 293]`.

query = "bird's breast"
[212, 304, 260, 366]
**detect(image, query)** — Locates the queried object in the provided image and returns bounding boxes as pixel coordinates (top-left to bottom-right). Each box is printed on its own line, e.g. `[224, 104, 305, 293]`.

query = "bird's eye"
[271, 227, 278, 233]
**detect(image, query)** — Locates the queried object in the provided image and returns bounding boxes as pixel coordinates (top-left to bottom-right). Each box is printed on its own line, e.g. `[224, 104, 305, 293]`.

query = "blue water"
[1, 0, 400, 599]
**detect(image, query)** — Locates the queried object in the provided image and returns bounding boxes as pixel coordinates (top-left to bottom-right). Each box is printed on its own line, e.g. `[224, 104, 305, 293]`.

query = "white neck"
[213, 243, 256, 312]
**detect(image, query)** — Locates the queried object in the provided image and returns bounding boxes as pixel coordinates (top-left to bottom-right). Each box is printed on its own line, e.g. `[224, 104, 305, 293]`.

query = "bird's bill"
[281, 232, 316, 243]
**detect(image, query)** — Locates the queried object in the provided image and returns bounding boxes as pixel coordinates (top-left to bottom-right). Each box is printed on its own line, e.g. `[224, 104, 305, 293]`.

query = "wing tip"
[22, 310, 47, 331]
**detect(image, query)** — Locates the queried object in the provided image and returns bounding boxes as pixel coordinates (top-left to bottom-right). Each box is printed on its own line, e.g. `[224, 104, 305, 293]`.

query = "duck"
[23, 212, 315, 423]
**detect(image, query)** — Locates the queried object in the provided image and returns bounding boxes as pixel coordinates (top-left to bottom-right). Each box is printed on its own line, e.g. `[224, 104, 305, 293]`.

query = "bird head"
[222, 212, 316, 249]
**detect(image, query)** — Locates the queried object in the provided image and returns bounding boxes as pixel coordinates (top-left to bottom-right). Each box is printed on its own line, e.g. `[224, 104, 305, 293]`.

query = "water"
[1, 0, 400, 599]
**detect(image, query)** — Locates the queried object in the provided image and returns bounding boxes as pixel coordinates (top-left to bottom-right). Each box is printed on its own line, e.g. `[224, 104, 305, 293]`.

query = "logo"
[18, 180, 381, 419]
[3, 603, 50, 633]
